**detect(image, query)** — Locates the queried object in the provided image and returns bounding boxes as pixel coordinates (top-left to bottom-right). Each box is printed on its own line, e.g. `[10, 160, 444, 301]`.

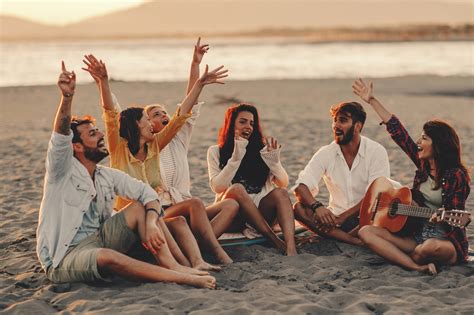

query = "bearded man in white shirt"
[293, 101, 391, 245]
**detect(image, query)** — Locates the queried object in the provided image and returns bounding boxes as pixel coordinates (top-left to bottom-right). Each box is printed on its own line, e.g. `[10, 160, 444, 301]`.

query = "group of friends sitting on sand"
[36, 38, 470, 289]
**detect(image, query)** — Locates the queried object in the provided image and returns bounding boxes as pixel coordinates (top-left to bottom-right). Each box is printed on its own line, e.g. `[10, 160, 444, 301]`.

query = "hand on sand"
[198, 65, 228, 86]
[82, 54, 108, 84]
[57, 61, 76, 96]
[193, 37, 209, 64]
[352, 78, 374, 103]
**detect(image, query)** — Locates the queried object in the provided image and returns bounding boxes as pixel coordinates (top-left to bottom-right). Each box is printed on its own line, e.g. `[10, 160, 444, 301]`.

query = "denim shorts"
[413, 221, 448, 244]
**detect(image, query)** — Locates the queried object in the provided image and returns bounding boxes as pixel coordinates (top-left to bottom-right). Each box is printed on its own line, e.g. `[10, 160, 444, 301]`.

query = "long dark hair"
[218, 104, 269, 189]
[423, 120, 470, 189]
[119, 107, 144, 155]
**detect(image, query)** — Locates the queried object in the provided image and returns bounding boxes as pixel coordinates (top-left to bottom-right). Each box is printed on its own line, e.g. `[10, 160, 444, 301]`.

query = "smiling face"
[137, 112, 155, 143]
[74, 123, 109, 162]
[416, 131, 434, 160]
[147, 105, 170, 133]
[332, 112, 358, 145]
[234, 111, 254, 139]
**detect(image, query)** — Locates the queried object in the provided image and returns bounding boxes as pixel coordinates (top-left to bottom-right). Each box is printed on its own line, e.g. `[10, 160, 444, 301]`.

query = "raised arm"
[353, 78, 421, 168]
[180, 64, 228, 114]
[186, 37, 209, 95]
[82, 54, 115, 112]
[82, 54, 121, 154]
[54, 61, 76, 135]
[352, 78, 392, 123]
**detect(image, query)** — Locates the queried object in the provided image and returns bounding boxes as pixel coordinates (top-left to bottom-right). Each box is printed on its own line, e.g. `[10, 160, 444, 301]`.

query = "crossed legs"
[358, 225, 457, 274]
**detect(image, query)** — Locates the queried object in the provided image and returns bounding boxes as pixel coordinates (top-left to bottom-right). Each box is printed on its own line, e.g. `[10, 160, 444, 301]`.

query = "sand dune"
[0, 76, 473, 313]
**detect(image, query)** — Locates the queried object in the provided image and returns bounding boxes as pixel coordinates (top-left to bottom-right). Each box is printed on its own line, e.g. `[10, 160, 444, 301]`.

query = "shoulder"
[363, 136, 387, 154]
[444, 167, 470, 183]
[312, 142, 336, 160]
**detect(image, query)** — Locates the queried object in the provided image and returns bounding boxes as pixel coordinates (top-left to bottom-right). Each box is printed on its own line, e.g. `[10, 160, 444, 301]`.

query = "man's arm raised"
[54, 61, 76, 135]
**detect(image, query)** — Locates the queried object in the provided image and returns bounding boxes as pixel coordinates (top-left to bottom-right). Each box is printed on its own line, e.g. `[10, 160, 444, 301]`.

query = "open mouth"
[334, 130, 344, 136]
[162, 119, 169, 126]
[241, 130, 251, 139]
[417, 146, 423, 152]
[98, 139, 105, 148]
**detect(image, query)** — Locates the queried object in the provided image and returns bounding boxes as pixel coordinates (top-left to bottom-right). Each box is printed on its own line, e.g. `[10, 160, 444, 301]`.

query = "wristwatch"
[310, 201, 324, 213]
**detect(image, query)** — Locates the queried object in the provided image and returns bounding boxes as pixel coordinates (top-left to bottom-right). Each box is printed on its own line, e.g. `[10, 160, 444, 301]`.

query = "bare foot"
[194, 261, 222, 272]
[418, 263, 437, 275]
[190, 275, 217, 289]
[215, 249, 233, 265]
[171, 263, 210, 276]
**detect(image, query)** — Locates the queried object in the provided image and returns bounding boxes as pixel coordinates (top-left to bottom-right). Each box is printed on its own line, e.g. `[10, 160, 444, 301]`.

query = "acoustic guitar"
[359, 177, 470, 233]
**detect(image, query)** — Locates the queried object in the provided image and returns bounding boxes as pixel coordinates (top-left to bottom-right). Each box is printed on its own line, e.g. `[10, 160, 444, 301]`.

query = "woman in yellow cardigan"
[83, 52, 233, 266]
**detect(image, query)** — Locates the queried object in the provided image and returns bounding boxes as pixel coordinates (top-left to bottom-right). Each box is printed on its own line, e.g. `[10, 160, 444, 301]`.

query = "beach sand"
[1, 76, 473, 313]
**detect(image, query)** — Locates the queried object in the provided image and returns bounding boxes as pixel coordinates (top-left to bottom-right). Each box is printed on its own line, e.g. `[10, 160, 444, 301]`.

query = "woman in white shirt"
[207, 104, 297, 256]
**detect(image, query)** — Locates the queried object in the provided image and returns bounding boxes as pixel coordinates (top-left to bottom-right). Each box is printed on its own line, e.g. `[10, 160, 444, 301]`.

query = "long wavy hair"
[218, 104, 269, 189]
[119, 107, 144, 155]
[422, 120, 470, 189]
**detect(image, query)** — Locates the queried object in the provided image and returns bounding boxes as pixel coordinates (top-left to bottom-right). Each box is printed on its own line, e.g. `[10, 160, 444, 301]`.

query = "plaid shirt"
[386, 115, 470, 264]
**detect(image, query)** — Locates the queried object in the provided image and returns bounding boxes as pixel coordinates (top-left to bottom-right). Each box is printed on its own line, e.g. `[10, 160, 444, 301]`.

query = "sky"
[0, 0, 145, 25]
[0, 0, 470, 26]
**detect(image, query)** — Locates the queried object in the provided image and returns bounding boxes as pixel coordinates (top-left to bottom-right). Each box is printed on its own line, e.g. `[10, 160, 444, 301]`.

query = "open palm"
[352, 78, 373, 103]
[199, 65, 228, 85]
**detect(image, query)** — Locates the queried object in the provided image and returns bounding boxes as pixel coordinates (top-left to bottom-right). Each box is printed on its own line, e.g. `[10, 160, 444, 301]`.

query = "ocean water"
[0, 39, 472, 87]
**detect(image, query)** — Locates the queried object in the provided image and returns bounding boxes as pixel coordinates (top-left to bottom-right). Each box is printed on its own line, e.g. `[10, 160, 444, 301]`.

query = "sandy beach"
[1, 76, 473, 313]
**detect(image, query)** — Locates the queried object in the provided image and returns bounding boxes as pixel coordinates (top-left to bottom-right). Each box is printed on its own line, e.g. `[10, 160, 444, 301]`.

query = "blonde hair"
[144, 104, 166, 116]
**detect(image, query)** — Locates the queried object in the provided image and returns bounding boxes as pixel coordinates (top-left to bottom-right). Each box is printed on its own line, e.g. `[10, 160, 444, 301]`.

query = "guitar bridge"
[370, 194, 380, 221]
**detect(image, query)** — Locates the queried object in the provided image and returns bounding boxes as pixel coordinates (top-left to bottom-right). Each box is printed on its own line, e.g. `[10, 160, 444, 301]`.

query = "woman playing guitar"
[352, 78, 470, 274]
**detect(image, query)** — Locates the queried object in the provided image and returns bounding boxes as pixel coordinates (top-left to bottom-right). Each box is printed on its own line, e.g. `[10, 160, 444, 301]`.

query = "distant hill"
[1, 0, 473, 41]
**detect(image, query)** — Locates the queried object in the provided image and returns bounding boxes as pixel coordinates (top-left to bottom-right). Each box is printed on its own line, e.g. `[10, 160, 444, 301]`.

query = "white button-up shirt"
[292, 136, 390, 216]
[36, 131, 159, 270]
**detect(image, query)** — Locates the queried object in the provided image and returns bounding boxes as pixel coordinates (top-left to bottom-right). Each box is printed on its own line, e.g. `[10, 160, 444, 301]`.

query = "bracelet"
[145, 207, 162, 217]
[63, 92, 74, 98]
[310, 201, 324, 214]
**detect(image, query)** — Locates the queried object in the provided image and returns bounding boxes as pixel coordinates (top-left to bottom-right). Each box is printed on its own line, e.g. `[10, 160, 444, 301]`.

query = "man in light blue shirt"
[36, 61, 215, 289]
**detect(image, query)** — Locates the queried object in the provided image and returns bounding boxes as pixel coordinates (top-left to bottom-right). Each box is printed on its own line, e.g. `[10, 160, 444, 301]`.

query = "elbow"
[209, 179, 227, 194]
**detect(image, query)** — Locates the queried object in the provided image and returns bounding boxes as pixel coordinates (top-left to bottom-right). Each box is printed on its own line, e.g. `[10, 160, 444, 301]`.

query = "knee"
[96, 248, 120, 268]
[358, 225, 376, 243]
[293, 202, 305, 219]
[222, 199, 240, 215]
[271, 187, 290, 201]
[188, 197, 206, 211]
[167, 215, 187, 227]
[225, 183, 247, 200]
[417, 239, 441, 258]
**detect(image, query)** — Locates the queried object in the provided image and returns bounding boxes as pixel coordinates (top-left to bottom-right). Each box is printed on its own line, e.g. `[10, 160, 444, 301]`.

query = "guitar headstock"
[440, 209, 471, 228]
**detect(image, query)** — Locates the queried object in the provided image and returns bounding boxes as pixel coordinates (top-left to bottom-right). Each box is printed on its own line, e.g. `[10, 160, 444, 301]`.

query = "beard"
[335, 124, 355, 145]
[84, 145, 109, 163]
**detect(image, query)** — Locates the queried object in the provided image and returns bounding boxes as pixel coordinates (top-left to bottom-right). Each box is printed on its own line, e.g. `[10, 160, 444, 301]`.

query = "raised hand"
[199, 65, 228, 86]
[352, 78, 374, 103]
[263, 137, 280, 152]
[57, 61, 76, 96]
[82, 54, 108, 84]
[193, 37, 209, 65]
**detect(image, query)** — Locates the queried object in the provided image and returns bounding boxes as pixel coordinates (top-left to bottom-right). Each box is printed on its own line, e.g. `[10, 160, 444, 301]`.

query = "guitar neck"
[392, 203, 435, 219]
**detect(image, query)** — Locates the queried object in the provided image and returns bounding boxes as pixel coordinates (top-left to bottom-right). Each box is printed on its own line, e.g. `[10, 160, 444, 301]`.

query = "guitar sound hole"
[389, 200, 400, 217]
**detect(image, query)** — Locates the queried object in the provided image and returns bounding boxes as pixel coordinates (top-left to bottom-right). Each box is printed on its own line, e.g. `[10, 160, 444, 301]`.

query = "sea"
[0, 39, 472, 87]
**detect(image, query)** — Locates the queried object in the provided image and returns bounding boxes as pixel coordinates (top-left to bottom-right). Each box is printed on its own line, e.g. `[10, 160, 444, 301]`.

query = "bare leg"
[293, 202, 363, 246]
[164, 198, 233, 264]
[161, 217, 191, 267]
[96, 249, 216, 289]
[166, 216, 221, 272]
[358, 225, 436, 274]
[205, 199, 240, 238]
[259, 188, 297, 256]
[411, 238, 457, 266]
[121, 202, 208, 276]
[223, 184, 286, 252]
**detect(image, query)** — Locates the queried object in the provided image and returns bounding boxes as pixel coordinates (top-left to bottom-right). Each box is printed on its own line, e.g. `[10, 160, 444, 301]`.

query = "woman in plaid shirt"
[353, 78, 470, 275]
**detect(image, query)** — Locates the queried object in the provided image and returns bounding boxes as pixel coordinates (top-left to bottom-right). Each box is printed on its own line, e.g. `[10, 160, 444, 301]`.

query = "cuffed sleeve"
[207, 141, 247, 193]
[260, 146, 288, 188]
[46, 131, 74, 183]
[111, 168, 159, 205]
